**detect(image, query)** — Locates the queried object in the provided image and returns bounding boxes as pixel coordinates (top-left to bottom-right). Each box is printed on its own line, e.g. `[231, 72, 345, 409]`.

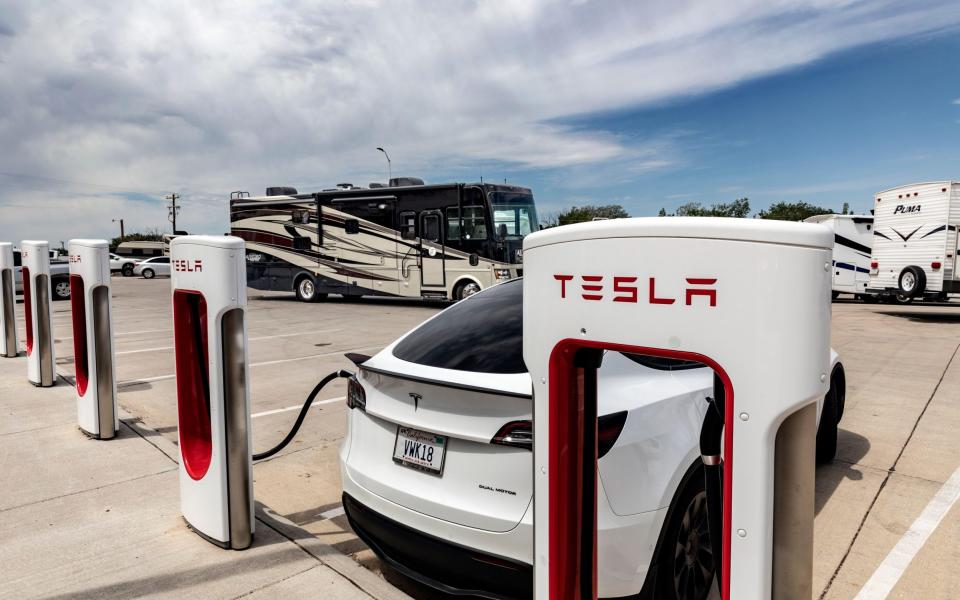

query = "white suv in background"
[339, 279, 845, 600]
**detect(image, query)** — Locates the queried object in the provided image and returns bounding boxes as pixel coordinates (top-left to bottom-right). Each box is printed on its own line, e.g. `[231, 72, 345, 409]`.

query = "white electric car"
[339, 279, 845, 600]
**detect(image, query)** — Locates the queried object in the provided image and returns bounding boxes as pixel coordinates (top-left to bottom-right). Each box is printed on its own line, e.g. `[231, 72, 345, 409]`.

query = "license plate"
[393, 427, 447, 475]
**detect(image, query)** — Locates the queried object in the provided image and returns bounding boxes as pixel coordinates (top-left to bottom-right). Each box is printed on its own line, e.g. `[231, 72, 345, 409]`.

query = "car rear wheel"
[52, 278, 71, 301]
[656, 468, 716, 600]
[141, 268, 155, 279]
[122, 264, 134, 277]
[816, 381, 839, 464]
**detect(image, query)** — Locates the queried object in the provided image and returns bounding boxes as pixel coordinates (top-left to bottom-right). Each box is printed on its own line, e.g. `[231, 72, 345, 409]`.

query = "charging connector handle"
[252, 369, 353, 461]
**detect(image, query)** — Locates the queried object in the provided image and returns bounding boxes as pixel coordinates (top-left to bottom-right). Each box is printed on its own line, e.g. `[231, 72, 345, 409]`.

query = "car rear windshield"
[392, 279, 525, 374]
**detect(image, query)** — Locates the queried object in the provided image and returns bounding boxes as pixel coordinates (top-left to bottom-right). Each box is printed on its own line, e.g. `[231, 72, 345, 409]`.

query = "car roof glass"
[393, 279, 525, 374]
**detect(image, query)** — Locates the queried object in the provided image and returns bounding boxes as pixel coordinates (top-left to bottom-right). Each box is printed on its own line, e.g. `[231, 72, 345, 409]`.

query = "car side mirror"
[345, 219, 360, 234]
[469, 254, 479, 266]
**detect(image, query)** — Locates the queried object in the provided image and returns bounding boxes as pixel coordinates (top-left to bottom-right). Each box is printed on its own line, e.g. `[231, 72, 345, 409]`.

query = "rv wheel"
[296, 277, 317, 302]
[454, 281, 481, 302]
[898, 266, 926, 298]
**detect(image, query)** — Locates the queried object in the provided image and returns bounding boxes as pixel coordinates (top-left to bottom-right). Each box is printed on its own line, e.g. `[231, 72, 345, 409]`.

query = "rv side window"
[422, 213, 441, 242]
[292, 209, 310, 225]
[446, 208, 461, 240]
[400, 212, 416, 240]
[446, 205, 486, 241]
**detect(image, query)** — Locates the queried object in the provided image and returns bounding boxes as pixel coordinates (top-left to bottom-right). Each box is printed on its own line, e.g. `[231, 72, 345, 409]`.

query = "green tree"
[548, 204, 630, 226]
[757, 201, 834, 222]
[658, 207, 667, 217]
[672, 197, 751, 218]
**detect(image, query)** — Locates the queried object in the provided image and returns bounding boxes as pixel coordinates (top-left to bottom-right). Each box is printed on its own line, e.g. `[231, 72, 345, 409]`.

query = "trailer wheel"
[889, 292, 913, 305]
[831, 291, 840, 301]
[898, 266, 926, 298]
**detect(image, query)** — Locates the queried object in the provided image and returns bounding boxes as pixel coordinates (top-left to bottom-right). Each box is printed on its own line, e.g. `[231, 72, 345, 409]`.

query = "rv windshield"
[491, 193, 539, 239]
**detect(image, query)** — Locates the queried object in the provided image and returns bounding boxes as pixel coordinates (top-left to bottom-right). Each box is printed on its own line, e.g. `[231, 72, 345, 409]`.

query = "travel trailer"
[868, 181, 960, 302]
[804, 214, 874, 299]
[230, 179, 538, 302]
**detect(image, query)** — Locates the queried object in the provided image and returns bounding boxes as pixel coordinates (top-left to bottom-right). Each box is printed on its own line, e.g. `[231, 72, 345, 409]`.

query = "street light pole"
[376, 147, 392, 183]
[112, 218, 125, 241]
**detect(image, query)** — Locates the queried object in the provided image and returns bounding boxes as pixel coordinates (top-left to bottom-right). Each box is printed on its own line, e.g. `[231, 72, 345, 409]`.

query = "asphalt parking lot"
[11, 278, 960, 599]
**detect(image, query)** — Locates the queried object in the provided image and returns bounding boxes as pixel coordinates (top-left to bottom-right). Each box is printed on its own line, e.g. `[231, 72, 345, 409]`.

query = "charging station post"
[68, 240, 118, 439]
[171, 235, 253, 550]
[22, 240, 55, 387]
[0, 243, 17, 358]
[523, 218, 831, 600]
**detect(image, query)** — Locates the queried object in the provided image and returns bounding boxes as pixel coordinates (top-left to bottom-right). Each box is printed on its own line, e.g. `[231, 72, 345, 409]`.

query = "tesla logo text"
[894, 204, 921, 215]
[553, 274, 717, 307]
[68, 255, 81, 263]
[173, 259, 203, 272]
[409, 392, 422, 411]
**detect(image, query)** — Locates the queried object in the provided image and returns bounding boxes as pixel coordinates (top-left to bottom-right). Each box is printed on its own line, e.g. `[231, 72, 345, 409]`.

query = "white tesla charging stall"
[0, 243, 17, 358]
[523, 218, 832, 600]
[68, 240, 118, 439]
[171, 235, 253, 550]
[22, 240, 56, 387]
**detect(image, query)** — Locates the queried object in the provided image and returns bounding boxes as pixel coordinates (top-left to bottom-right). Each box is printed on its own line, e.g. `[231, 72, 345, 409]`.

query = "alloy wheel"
[673, 490, 715, 600]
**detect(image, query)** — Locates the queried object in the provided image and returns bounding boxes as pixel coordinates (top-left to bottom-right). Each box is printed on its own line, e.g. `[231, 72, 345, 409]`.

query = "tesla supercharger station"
[22, 240, 56, 387]
[0, 243, 17, 358]
[524, 218, 832, 600]
[171, 235, 253, 550]
[68, 240, 118, 439]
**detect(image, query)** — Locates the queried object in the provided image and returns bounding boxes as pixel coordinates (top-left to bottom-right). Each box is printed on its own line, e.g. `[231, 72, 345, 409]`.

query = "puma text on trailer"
[171, 235, 254, 549]
[869, 181, 960, 300]
[22, 240, 56, 387]
[0, 243, 17, 358]
[68, 240, 118, 439]
[523, 217, 831, 600]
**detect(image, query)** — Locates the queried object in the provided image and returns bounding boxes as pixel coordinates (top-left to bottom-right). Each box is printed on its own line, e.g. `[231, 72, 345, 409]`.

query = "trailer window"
[393, 279, 524, 373]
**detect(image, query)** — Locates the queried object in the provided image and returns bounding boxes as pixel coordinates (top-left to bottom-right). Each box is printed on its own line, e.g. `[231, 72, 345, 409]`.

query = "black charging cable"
[252, 369, 354, 461]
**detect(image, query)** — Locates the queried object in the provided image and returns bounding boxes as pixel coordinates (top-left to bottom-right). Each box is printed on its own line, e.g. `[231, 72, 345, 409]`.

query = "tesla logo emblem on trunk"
[553, 274, 718, 307]
[409, 393, 422, 410]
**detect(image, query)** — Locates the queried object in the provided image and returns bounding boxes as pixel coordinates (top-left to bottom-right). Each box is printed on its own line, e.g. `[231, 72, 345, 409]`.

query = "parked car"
[339, 278, 846, 600]
[133, 256, 170, 279]
[109, 253, 141, 277]
[12, 250, 71, 301]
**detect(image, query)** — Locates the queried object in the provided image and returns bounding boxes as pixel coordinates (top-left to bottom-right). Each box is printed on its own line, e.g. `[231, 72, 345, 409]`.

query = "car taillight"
[346, 376, 366, 411]
[932, 261, 942, 270]
[491, 411, 627, 458]
[492, 420, 532, 450]
[870, 261, 878, 270]
[598, 411, 628, 458]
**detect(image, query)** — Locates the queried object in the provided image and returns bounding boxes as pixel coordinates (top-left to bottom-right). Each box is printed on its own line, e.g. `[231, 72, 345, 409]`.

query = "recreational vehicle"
[804, 214, 874, 299]
[229, 179, 538, 302]
[868, 181, 960, 302]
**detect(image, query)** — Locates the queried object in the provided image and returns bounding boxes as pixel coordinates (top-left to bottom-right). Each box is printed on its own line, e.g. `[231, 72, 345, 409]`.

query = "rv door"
[419, 210, 445, 288]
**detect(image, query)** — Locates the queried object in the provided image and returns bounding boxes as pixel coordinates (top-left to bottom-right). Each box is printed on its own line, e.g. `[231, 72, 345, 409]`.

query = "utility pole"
[112, 218, 125, 241]
[165, 193, 181, 233]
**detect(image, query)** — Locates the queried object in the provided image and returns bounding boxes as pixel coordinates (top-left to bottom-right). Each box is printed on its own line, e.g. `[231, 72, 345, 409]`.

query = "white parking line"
[251, 396, 345, 418]
[318, 506, 346, 520]
[118, 345, 380, 387]
[854, 465, 960, 600]
[113, 328, 342, 356]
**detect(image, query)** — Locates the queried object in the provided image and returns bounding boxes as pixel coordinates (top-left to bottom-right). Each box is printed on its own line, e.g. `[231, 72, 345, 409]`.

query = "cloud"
[1, 0, 959, 241]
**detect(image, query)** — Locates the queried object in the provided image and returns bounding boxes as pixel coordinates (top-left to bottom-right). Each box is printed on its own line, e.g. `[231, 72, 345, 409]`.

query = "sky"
[0, 0, 959, 243]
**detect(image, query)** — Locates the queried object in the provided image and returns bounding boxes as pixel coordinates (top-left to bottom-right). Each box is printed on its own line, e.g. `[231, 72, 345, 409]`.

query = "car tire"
[295, 276, 324, 302]
[52, 278, 71, 301]
[898, 266, 926, 298]
[816, 379, 839, 464]
[122, 264, 134, 277]
[655, 465, 716, 600]
[142, 268, 155, 279]
[454, 280, 481, 302]
[831, 290, 840, 301]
